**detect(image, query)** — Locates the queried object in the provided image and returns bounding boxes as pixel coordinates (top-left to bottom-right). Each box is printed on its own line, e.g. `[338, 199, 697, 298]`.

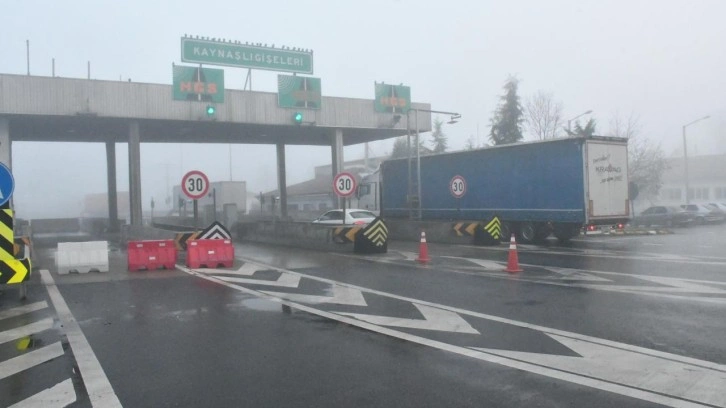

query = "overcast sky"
[3, 0, 725, 218]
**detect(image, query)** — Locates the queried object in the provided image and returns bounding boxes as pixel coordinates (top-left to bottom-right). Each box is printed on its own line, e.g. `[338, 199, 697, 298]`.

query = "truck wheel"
[518, 222, 537, 244]
[533, 223, 552, 243]
[500, 222, 511, 243]
[553, 224, 580, 243]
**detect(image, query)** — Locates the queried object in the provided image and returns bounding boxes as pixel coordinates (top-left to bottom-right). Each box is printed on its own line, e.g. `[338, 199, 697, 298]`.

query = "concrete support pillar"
[276, 142, 288, 219]
[331, 129, 344, 208]
[0, 118, 11, 209]
[128, 121, 143, 226]
[106, 142, 119, 232]
[0, 118, 11, 169]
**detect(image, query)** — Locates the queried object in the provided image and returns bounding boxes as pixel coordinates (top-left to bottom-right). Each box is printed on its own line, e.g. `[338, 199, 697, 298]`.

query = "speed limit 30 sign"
[333, 172, 357, 197]
[450, 175, 466, 199]
[182, 170, 210, 200]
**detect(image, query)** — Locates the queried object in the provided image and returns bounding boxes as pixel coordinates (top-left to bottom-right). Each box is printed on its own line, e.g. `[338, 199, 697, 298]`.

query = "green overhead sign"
[374, 83, 410, 113]
[278, 75, 321, 109]
[181, 37, 314, 74]
[172, 65, 224, 103]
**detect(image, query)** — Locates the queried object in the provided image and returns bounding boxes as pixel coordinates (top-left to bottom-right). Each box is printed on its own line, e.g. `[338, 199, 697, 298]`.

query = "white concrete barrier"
[56, 241, 109, 274]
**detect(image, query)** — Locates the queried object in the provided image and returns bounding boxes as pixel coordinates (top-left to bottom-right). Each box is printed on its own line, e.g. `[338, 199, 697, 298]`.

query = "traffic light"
[206, 104, 216, 117]
[293, 112, 303, 125]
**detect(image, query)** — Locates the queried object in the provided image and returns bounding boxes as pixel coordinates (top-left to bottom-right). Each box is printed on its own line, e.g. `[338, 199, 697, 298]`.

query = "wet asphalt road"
[1, 223, 725, 407]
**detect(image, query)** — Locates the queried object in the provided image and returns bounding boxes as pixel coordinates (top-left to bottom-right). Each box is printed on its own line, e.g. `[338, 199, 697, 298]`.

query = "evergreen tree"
[566, 118, 597, 137]
[390, 135, 426, 158]
[489, 76, 524, 145]
[429, 119, 448, 153]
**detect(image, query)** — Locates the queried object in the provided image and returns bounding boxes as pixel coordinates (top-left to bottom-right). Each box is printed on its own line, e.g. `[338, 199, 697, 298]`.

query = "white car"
[312, 209, 377, 225]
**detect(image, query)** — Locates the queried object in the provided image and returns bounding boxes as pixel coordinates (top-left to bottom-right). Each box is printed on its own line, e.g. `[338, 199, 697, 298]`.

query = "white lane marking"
[196, 262, 262, 276]
[186, 260, 725, 370]
[40, 270, 122, 408]
[448, 257, 503, 270]
[460, 244, 726, 265]
[178, 262, 725, 408]
[0, 301, 49, 321]
[606, 276, 726, 294]
[217, 272, 301, 288]
[541, 267, 611, 282]
[8, 378, 77, 408]
[475, 332, 726, 407]
[642, 243, 665, 246]
[0, 342, 64, 381]
[0, 318, 54, 345]
[395, 251, 419, 261]
[263, 286, 367, 306]
[340, 303, 479, 334]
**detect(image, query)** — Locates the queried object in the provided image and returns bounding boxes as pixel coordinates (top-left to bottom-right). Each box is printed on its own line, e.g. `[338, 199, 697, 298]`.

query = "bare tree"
[524, 91, 563, 140]
[609, 112, 668, 203]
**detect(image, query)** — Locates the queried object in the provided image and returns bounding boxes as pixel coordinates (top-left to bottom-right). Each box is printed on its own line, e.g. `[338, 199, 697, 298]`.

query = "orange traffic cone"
[505, 233, 523, 273]
[417, 231, 431, 264]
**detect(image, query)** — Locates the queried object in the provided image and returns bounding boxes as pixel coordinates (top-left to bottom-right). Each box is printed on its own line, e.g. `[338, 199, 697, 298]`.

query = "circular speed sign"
[450, 175, 467, 199]
[181, 170, 210, 200]
[333, 172, 357, 198]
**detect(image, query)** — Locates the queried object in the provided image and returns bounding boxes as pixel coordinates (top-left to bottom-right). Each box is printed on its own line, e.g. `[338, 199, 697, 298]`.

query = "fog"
[3, 0, 725, 218]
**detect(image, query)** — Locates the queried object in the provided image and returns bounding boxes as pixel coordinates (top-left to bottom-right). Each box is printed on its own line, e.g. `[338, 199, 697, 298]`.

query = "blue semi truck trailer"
[356, 136, 630, 243]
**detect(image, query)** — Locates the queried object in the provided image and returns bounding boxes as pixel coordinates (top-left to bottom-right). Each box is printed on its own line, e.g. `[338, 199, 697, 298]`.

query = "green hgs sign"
[172, 65, 225, 103]
[374, 83, 410, 113]
[278, 75, 321, 109]
[181, 37, 314, 74]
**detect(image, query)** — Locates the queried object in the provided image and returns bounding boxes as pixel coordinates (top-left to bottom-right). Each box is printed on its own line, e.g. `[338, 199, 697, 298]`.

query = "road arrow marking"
[339, 304, 479, 334]
[474, 333, 726, 408]
[396, 251, 420, 261]
[217, 272, 301, 288]
[457, 257, 504, 270]
[262, 286, 368, 306]
[543, 267, 612, 282]
[196, 262, 263, 276]
[182, 258, 726, 407]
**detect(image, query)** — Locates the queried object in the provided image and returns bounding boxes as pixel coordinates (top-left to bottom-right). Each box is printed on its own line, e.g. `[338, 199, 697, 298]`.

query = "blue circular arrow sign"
[0, 163, 15, 207]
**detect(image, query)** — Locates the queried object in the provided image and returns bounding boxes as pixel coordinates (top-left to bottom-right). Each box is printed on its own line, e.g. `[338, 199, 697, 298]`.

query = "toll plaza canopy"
[0, 74, 431, 144]
[0, 73, 431, 227]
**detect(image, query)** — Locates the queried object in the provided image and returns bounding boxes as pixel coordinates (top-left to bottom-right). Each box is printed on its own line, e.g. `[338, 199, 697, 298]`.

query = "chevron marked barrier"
[354, 218, 388, 254]
[332, 226, 362, 244]
[199, 221, 232, 240]
[453, 222, 479, 237]
[0, 257, 31, 284]
[174, 231, 200, 251]
[484, 217, 502, 240]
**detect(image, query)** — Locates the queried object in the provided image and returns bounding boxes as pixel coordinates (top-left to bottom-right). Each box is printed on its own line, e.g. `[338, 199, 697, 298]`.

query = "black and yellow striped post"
[0, 257, 31, 285]
[0, 202, 32, 292]
[0, 207, 15, 261]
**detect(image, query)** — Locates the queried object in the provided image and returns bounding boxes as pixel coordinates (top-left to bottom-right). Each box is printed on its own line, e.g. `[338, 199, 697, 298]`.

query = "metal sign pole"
[193, 199, 199, 227]
[342, 196, 346, 225]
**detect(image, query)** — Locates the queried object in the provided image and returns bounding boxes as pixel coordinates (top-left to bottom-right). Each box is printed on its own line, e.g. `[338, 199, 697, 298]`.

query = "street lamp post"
[682, 115, 710, 204]
[567, 110, 593, 135]
[406, 108, 461, 220]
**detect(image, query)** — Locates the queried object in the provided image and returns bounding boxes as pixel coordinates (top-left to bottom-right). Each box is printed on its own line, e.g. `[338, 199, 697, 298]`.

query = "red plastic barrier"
[127, 240, 177, 272]
[186, 239, 234, 269]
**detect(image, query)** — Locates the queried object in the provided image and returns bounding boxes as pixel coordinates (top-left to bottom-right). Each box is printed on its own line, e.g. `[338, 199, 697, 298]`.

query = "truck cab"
[356, 170, 380, 214]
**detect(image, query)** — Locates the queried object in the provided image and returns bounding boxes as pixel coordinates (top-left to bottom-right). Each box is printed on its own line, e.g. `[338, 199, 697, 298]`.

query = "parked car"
[631, 206, 693, 227]
[312, 209, 377, 225]
[706, 202, 726, 212]
[680, 204, 725, 224]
